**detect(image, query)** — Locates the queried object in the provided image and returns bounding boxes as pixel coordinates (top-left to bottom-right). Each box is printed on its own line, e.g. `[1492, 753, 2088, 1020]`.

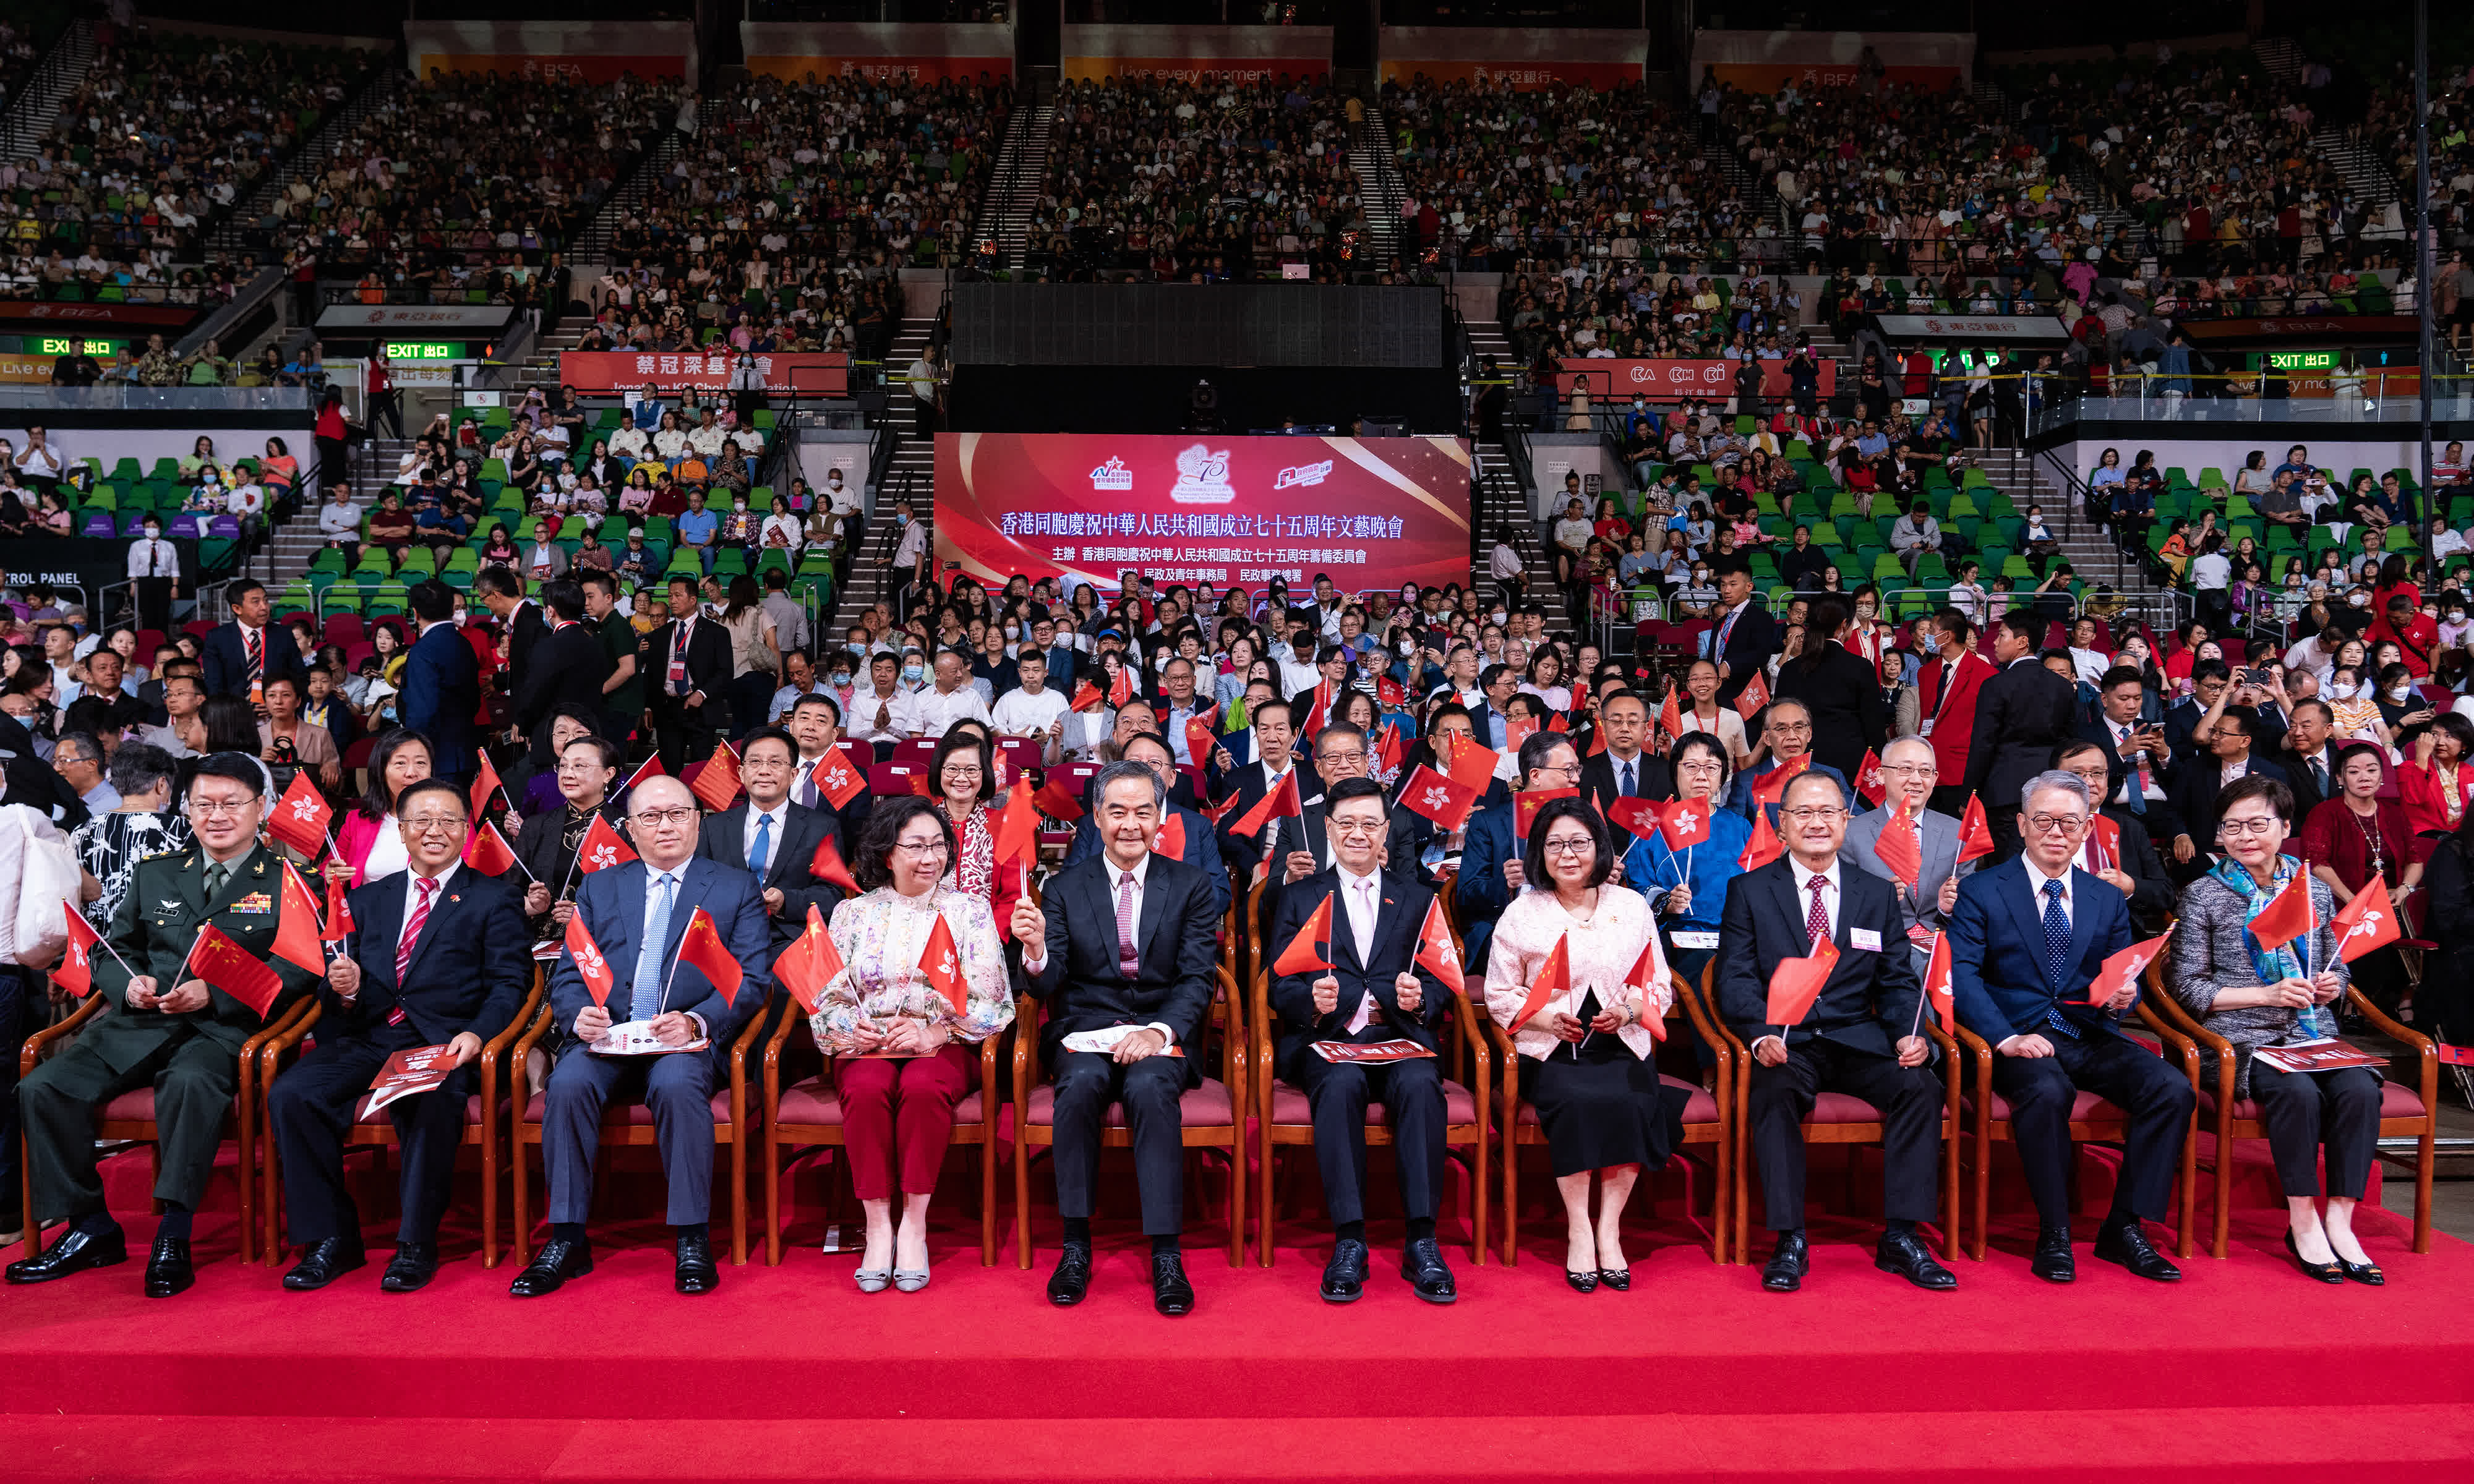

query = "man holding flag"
[512, 775, 771, 1298]
[1843, 735, 1975, 977]
[9, 754, 320, 1297]
[1716, 769, 1953, 1295]
[1265, 778, 1459, 1305]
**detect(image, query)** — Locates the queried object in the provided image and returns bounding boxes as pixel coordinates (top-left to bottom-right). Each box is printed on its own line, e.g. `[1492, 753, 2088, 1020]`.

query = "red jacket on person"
[1915, 646, 1996, 786]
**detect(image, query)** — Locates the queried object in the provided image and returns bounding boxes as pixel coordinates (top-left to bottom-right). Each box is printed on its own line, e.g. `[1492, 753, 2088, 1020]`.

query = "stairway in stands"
[972, 100, 1053, 276]
[826, 318, 940, 636]
[263, 438, 417, 591]
[1460, 313, 1573, 636]
[0, 17, 92, 160]
[1348, 102, 1406, 268]
[570, 95, 706, 283]
[2311, 126, 2402, 209]
[208, 61, 402, 258]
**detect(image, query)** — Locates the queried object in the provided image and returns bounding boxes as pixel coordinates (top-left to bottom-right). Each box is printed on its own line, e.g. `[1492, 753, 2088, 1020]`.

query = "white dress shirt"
[2022, 856, 2074, 927]
[126, 536, 176, 580]
[1024, 853, 1178, 1047]
[990, 683, 1067, 736]
[2109, 718, 2166, 802]
[845, 683, 911, 744]
[904, 683, 990, 740]
[740, 801, 789, 877]
[1336, 864, 1383, 1032]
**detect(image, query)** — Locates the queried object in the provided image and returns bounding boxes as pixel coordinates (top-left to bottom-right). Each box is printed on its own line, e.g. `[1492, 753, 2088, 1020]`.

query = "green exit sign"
[36, 336, 120, 356]
[2267, 350, 2339, 371]
[382, 341, 463, 360]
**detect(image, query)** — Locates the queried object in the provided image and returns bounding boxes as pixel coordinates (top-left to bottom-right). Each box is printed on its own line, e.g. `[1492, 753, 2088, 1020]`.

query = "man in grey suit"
[1843, 735, 1976, 974]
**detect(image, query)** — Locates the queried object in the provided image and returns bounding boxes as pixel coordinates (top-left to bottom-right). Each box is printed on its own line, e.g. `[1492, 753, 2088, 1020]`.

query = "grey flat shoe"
[854, 1267, 892, 1294]
[892, 1266, 930, 1293]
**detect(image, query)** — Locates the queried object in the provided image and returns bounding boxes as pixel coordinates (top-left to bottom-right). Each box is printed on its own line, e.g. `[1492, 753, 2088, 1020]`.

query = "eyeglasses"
[1331, 819, 1386, 839]
[632, 807, 698, 827]
[894, 837, 951, 857]
[2026, 813, 2089, 837]
[401, 815, 469, 835]
[1880, 762, 1937, 776]
[1540, 837, 1596, 856]
[1317, 749, 1366, 765]
[1769, 722, 1812, 735]
[189, 798, 260, 817]
[1780, 806, 1846, 822]
[2218, 817, 2282, 838]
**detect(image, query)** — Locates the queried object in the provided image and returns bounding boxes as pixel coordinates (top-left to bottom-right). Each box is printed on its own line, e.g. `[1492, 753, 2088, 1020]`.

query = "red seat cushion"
[2202, 1080, 2426, 1122]
[1517, 1073, 1719, 1126]
[1024, 1078, 1233, 1128]
[1266, 1079, 1477, 1126]
[1808, 1091, 1885, 1123]
[771, 1078, 987, 1128]
[521, 1091, 737, 1125]
[100, 1090, 240, 1123]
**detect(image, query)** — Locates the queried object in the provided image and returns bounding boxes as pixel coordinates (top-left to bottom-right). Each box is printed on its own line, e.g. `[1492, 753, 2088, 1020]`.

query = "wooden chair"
[757, 992, 1006, 1266]
[252, 973, 544, 1268]
[507, 998, 770, 1266]
[1700, 971, 1964, 1265]
[1249, 965, 1492, 1266]
[1478, 964, 1734, 1266]
[2142, 974, 2438, 1257]
[1011, 964, 1248, 1269]
[1951, 975, 2200, 1261]
[16, 986, 314, 1264]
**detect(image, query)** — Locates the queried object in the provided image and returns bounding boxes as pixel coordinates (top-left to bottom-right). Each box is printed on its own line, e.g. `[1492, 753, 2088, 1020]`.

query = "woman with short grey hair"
[67, 743, 191, 930]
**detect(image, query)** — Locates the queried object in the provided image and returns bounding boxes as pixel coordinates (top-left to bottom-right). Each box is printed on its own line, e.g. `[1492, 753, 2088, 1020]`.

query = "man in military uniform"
[7, 753, 318, 1296]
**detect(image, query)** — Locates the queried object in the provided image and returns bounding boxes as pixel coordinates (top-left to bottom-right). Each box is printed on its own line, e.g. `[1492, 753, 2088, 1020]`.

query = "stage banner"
[935, 432, 1471, 595]
[1554, 357, 1837, 400]
[559, 351, 848, 396]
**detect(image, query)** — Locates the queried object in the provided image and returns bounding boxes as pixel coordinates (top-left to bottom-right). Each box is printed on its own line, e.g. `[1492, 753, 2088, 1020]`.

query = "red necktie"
[1805, 873, 1830, 950]
[393, 877, 437, 1023]
[244, 626, 263, 683]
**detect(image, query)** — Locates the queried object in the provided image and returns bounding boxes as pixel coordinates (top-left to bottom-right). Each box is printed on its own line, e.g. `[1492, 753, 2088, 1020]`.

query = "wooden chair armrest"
[482, 976, 545, 1061]
[1246, 968, 1272, 1092]
[1674, 965, 1740, 1064]
[1949, 1021, 1995, 1104]
[2347, 984, 2438, 1117]
[243, 997, 319, 1059]
[510, 1000, 554, 1073]
[1011, 993, 1040, 1109]
[24, 994, 105, 1074]
[1448, 986, 1492, 1092]
[1920, 1018, 1964, 1099]
[257, 1000, 325, 1083]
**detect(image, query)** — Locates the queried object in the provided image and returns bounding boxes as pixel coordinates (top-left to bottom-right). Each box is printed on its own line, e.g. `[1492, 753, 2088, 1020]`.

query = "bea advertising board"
[934, 433, 1471, 595]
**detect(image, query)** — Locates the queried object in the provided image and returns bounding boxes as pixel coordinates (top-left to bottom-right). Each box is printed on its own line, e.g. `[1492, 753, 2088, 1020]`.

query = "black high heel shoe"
[2335, 1253, 2386, 1286]
[2284, 1230, 2345, 1284]
[1563, 1268, 1599, 1294]
[1596, 1268, 1631, 1292]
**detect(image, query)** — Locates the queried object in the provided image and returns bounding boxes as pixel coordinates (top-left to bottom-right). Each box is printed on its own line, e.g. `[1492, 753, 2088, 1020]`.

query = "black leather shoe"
[1320, 1237, 1368, 1303]
[4, 1224, 126, 1284]
[674, 1231, 719, 1295]
[1563, 1268, 1598, 1294]
[1401, 1237, 1457, 1305]
[1150, 1250, 1195, 1316]
[1045, 1241, 1091, 1307]
[1596, 1267, 1630, 1292]
[2031, 1225, 2075, 1283]
[2337, 1255, 2386, 1287]
[2094, 1221, 2181, 1282]
[281, 1237, 367, 1291]
[1761, 1230, 1808, 1292]
[143, 1235, 194, 1298]
[508, 1237, 593, 1298]
[1874, 1229, 1957, 1290]
[2284, 1230, 2345, 1285]
[380, 1242, 439, 1294]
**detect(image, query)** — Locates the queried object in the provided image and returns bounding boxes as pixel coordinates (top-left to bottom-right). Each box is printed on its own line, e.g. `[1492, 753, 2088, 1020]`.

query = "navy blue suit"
[1453, 798, 1520, 970]
[398, 620, 482, 780]
[200, 620, 307, 702]
[1946, 860, 2193, 1227]
[541, 856, 772, 1227]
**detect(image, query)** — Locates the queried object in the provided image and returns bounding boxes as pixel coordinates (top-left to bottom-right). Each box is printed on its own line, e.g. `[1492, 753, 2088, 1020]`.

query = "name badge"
[1669, 930, 1719, 950]
[1917, 720, 1935, 738]
[1850, 927, 1883, 952]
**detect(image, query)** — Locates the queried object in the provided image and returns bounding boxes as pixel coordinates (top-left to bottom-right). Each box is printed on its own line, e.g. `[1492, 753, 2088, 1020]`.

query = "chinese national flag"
[995, 783, 1040, 866]
[1624, 936, 1669, 1041]
[1739, 808, 1785, 871]
[1413, 897, 1460, 984]
[1606, 795, 1661, 842]
[1854, 749, 1886, 808]
[810, 834, 862, 895]
[56, 905, 101, 997]
[1547, 712, 1569, 734]
[565, 913, 615, 1008]
[1750, 753, 1810, 807]
[192, 924, 285, 1017]
[1513, 785, 1578, 840]
[462, 819, 519, 876]
[267, 770, 333, 858]
[689, 740, 743, 812]
[1766, 939, 1839, 1027]
[1035, 775, 1087, 821]
[1733, 670, 1771, 720]
[1656, 686, 1684, 746]
[2332, 876, 2402, 962]
[1377, 675, 1406, 708]
[1510, 933, 1571, 1031]
[578, 812, 638, 873]
[2246, 869, 2314, 952]
[1301, 681, 1332, 740]
[1875, 807, 1923, 890]
[1375, 719, 1405, 776]
[1920, 929, 1955, 1033]
[1152, 811, 1186, 859]
[1398, 765, 1479, 834]
[1228, 769, 1302, 838]
[1108, 667, 1134, 709]
[1445, 737, 1500, 795]
[272, 861, 328, 975]
[624, 754, 667, 792]
[918, 912, 969, 1015]
[473, 750, 507, 816]
[1273, 893, 1335, 978]
[1654, 798, 1713, 851]
[1186, 714, 1219, 766]
[2087, 928, 2175, 1007]
[1071, 680, 1104, 713]
[1504, 714, 1539, 756]
[674, 906, 745, 1002]
[815, 751, 867, 809]
[323, 872, 355, 941]
[777, 904, 846, 1015]
[1955, 794, 1996, 863]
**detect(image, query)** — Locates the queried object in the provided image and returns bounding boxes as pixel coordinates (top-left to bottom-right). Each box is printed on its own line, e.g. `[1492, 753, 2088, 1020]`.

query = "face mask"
[831, 673, 852, 689]
[2390, 684, 2414, 702]
[2451, 613, 2467, 626]
[902, 665, 923, 684]
[895, 513, 909, 527]
[2349, 594, 2369, 607]
[143, 524, 159, 537]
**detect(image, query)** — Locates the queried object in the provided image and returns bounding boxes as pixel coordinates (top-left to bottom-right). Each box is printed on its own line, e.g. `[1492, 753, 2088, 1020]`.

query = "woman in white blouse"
[815, 796, 1016, 1293]
[1485, 798, 1685, 1294]
[759, 492, 803, 552]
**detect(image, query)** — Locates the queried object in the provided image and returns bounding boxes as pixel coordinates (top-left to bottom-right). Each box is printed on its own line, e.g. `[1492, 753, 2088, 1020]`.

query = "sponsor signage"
[558, 351, 849, 396]
[1554, 357, 1838, 399]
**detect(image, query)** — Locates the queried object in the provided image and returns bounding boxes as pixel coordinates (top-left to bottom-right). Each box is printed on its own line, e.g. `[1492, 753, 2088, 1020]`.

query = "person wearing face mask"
[126, 518, 179, 634]
[890, 497, 928, 586]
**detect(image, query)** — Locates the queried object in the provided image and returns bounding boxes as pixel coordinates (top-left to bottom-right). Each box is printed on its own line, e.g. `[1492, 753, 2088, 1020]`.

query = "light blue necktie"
[2040, 879, 2080, 1039]
[747, 812, 773, 877]
[631, 871, 677, 1020]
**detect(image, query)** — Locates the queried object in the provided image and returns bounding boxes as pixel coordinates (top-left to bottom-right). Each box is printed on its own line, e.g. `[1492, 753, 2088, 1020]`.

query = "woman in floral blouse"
[813, 795, 1015, 1293]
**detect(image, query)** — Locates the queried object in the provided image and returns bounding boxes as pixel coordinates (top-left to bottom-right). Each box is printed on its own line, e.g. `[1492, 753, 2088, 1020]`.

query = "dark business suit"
[2094, 806, 2177, 934]
[1578, 749, 1674, 819]
[692, 801, 845, 952]
[268, 868, 531, 1245]
[541, 857, 771, 1226]
[1770, 642, 1892, 785]
[1267, 871, 1452, 1227]
[20, 846, 317, 1222]
[513, 800, 628, 912]
[2168, 754, 2288, 861]
[649, 614, 734, 774]
[1024, 853, 1218, 1235]
[1452, 796, 1520, 971]
[2271, 744, 2335, 822]
[1257, 795, 1416, 947]
[505, 600, 551, 692]
[1705, 599, 1779, 707]
[1716, 858, 1940, 1232]
[1946, 861, 2193, 1227]
[200, 621, 308, 702]
[790, 749, 874, 848]
[2078, 718, 2188, 851]
[398, 620, 482, 781]
[1212, 757, 1322, 879]
[1963, 657, 2079, 859]
[511, 618, 615, 736]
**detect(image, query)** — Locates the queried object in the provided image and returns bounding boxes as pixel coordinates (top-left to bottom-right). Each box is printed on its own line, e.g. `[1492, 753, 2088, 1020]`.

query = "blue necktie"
[747, 812, 773, 877]
[631, 872, 677, 1021]
[2040, 879, 2080, 1039]
[1620, 762, 1637, 798]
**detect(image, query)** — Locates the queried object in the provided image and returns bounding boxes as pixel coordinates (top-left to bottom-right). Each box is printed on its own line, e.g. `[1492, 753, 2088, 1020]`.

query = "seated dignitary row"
[4, 737, 2394, 1306]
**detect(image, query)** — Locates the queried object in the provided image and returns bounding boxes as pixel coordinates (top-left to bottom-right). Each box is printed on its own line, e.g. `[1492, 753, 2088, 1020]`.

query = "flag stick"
[84, 921, 141, 981]
[1909, 972, 1931, 1041]
[555, 842, 583, 902]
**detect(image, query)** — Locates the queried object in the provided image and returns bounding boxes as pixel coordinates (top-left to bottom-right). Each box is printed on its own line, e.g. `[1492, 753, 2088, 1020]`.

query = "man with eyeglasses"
[1715, 769, 1953, 1295]
[1963, 610, 2081, 863]
[692, 725, 844, 953]
[270, 778, 531, 1294]
[1457, 732, 1583, 971]
[2051, 741, 2175, 933]
[1727, 698, 1849, 829]
[514, 775, 770, 1299]
[1842, 735, 1974, 974]
[1578, 689, 1674, 816]
[2168, 704, 2287, 870]
[1948, 769, 2191, 1286]
[1259, 724, 1413, 945]
[9, 753, 320, 1297]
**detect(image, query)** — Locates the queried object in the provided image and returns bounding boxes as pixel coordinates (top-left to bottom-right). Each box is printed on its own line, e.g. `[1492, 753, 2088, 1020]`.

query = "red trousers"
[833, 1043, 976, 1200]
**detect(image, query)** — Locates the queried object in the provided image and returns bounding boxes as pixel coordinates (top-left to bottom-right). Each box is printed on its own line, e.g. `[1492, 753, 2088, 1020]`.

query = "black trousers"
[133, 576, 174, 634]
[2246, 1061, 2381, 1200]
[1048, 1051, 1184, 1236]
[1991, 1031, 2194, 1226]
[1748, 1036, 1943, 1232]
[19, 1028, 238, 1222]
[1290, 1052, 1445, 1228]
[268, 1022, 477, 1247]
[1928, 784, 1974, 821]
[653, 697, 719, 776]
[1984, 803, 2024, 866]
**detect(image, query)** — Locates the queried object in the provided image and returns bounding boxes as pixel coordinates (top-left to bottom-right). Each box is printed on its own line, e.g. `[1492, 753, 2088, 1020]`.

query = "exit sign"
[36, 336, 119, 356]
[382, 341, 464, 361]
[2267, 350, 2339, 371]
